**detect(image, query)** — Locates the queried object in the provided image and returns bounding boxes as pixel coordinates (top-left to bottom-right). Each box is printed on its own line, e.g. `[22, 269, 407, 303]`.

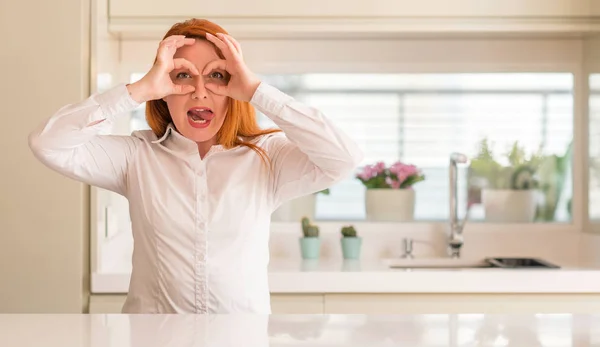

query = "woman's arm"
[29, 35, 200, 196]
[28, 84, 141, 196]
[251, 82, 364, 206]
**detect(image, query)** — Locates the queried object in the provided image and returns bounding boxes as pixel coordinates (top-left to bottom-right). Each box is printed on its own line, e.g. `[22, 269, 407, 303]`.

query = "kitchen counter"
[92, 258, 600, 294]
[2, 313, 599, 346]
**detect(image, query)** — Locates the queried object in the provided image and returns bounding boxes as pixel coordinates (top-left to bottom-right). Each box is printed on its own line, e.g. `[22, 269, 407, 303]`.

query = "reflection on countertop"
[0, 313, 598, 346]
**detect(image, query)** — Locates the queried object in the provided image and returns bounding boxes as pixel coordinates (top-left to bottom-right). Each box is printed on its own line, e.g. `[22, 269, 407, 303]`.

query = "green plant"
[341, 225, 357, 237]
[317, 188, 330, 195]
[301, 216, 319, 237]
[535, 142, 572, 221]
[469, 138, 544, 190]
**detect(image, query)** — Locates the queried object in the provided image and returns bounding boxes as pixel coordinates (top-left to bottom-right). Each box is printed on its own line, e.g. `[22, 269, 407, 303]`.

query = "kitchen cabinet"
[88, 295, 126, 314]
[108, 0, 597, 19]
[88, 294, 324, 313]
[323, 294, 600, 314]
[271, 294, 324, 314]
[107, 0, 600, 39]
[88, 293, 600, 314]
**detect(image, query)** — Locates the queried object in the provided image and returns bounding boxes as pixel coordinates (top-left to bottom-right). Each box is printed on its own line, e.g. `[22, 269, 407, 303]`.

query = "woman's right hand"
[126, 35, 200, 103]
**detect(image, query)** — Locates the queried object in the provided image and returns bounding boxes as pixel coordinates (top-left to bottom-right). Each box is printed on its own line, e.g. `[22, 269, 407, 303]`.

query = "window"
[257, 73, 574, 222]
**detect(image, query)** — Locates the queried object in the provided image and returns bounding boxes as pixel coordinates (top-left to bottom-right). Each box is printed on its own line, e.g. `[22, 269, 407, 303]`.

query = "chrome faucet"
[401, 238, 414, 259]
[448, 152, 469, 258]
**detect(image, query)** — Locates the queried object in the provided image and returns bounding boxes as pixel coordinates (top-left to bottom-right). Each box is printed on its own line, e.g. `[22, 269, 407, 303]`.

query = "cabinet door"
[88, 294, 324, 313]
[324, 294, 600, 314]
[271, 294, 324, 314]
[89, 295, 126, 313]
[108, 0, 592, 19]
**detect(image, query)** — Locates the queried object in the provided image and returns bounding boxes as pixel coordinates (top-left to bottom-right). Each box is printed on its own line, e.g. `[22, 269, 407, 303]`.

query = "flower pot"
[365, 189, 415, 221]
[272, 194, 316, 222]
[482, 189, 538, 223]
[341, 237, 362, 259]
[299, 237, 320, 259]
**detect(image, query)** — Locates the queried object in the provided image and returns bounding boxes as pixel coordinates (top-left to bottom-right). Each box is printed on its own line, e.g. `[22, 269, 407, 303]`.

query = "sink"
[486, 257, 560, 269]
[383, 257, 560, 269]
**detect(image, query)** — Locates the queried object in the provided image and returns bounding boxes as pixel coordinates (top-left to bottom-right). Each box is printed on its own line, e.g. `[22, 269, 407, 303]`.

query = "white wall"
[0, 0, 91, 311]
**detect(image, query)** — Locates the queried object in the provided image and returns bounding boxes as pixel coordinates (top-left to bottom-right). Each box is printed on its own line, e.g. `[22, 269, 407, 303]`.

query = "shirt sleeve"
[28, 84, 142, 196]
[250, 82, 364, 208]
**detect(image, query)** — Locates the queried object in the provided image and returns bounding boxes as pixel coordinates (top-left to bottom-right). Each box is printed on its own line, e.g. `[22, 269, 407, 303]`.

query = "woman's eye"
[176, 72, 191, 79]
[209, 71, 224, 79]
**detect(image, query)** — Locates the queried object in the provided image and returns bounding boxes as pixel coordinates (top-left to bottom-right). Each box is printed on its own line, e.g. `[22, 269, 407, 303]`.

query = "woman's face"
[163, 39, 229, 144]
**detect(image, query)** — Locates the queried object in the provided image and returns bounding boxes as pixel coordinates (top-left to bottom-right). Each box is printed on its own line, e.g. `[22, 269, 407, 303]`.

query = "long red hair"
[145, 18, 281, 165]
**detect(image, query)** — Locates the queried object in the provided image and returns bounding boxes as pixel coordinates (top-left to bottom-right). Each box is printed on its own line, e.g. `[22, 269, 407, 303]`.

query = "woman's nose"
[192, 80, 209, 99]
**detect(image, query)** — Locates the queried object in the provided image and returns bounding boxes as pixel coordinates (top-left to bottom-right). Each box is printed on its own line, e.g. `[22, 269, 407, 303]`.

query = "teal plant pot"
[341, 237, 362, 259]
[300, 237, 320, 259]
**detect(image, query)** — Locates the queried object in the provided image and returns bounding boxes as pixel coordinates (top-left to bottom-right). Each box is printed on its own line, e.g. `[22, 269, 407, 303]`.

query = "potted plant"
[340, 225, 362, 259]
[469, 138, 543, 222]
[272, 189, 330, 222]
[356, 161, 425, 221]
[299, 216, 320, 259]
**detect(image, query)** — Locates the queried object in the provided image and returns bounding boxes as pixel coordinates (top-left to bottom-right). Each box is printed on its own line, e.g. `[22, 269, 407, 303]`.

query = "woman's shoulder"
[130, 129, 161, 142]
[243, 131, 287, 149]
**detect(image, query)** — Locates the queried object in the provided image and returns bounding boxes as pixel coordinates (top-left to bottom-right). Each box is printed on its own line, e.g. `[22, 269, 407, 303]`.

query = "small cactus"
[301, 216, 319, 237]
[341, 225, 357, 238]
[305, 225, 319, 237]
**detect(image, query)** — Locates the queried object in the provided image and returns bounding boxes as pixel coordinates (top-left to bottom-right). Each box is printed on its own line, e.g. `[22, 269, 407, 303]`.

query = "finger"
[205, 33, 236, 61]
[202, 59, 227, 76]
[173, 58, 200, 75]
[171, 84, 195, 95]
[157, 39, 197, 66]
[204, 82, 228, 96]
[216, 33, 242, 62]
[160, 35, 185, 48]
[220, 34, 243, 58]
[161, 37, 195, 51]
[176, 37, 196, 47]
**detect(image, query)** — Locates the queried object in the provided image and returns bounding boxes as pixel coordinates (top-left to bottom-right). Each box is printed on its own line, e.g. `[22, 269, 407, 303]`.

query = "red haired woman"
[28, 18, 363, 313]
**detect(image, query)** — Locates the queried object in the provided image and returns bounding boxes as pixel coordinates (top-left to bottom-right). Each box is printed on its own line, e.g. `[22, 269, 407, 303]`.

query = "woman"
[28, 18, 363, 314]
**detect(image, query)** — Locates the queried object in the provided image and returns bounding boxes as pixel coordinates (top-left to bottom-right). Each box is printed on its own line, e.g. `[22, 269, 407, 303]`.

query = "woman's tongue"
[188, 110, 214, 122]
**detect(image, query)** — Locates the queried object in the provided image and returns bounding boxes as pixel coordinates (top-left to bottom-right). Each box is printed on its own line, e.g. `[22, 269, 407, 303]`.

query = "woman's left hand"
[203, 32, 261, 102]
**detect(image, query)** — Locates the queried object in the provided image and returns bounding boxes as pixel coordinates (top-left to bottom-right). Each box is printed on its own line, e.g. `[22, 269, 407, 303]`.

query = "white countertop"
[92, 258, 600, 294]
[1, 313, 599, 346]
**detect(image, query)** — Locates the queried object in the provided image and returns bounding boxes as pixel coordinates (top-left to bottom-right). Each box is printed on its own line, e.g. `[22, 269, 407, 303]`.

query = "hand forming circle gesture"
[203, 32, 261, 102]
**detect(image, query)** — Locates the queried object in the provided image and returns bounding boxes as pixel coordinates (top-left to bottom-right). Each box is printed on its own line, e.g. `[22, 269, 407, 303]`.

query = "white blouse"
[28, 82, 363, 314]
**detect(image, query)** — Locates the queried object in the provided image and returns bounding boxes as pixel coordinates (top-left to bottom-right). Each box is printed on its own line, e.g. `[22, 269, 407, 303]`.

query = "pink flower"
[374, 161, 386, 173]
[389, 161, 420, 185]
[357, 161, 386, 180]
[357, 166, 374, 180]
[386, 177, 402, 189]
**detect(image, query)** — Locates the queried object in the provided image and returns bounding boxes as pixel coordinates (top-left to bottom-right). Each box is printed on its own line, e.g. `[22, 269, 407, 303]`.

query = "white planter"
[365, 189, 415, 222]
[482, 189, 538, 223]
[272, 194, 316, 222]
